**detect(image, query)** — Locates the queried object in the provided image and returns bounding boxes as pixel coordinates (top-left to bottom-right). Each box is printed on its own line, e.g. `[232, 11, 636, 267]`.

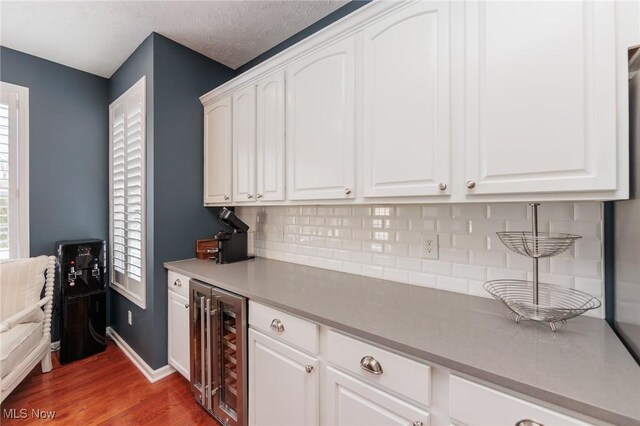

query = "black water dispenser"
[56, 239, 107, 364]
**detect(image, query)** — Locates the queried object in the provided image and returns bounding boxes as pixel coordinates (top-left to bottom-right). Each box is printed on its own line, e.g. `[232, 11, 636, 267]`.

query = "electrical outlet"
[127, 310, 132, 325]
[422, 233, 439, 259]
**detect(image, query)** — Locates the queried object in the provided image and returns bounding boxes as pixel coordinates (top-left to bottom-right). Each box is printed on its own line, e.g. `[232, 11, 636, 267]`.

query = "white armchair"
[0, 255, 55, 403]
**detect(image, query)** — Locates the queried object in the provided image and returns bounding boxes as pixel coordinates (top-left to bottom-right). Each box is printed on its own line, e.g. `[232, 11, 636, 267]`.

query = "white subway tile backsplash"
[409, 271, 437, 288]
[396, 256, 422, 271]
[437, 219, 468, 234]
[437, 276, 469, 293]
[575, 277, 603, 297]
[574, 202, 602, 221]
[452, 204, 487, 219]
[453, 263, 486, 280]
[384, 268, 409, 283]
[470, 250, 507, 268]
[487, 203, 528, 219]
[453, 234, 488, 250]
[239, 201, 605, 319]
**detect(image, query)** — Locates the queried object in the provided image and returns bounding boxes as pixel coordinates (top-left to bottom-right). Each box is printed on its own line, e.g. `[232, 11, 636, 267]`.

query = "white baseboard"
[106, 327, 175, 383]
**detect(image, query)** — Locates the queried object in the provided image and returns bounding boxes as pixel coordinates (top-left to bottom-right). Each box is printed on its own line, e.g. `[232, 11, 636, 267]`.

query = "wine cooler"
[190, 280, 246, 426]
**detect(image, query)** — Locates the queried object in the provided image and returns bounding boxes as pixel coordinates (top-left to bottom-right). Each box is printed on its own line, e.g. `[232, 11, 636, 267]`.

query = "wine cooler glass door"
[212, 288, 246, 426]
[190, 281, 215, 411]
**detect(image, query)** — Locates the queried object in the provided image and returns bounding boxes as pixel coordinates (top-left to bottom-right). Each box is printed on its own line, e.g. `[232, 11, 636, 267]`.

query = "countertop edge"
[164, 260, 639, 426]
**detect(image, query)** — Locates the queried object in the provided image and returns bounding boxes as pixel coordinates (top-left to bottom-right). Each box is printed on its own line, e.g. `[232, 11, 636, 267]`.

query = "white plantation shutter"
[109, 76, 146, 308]
[0, 102, 9, 259]
[0, 82, 29, 260]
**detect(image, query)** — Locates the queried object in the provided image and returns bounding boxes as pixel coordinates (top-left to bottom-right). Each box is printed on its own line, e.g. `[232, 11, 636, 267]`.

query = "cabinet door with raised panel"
[204, 97, 232, 204]
[363, 1, 451, 198]
[248, 329, 319, 426]
[325, 367, 430, 426]
[286, 37, 356, 201]
[463, 1, 618, 195]
[168, 290, 190, 379]
[256, 71, 285, 201]
[233, 86, 257, 202]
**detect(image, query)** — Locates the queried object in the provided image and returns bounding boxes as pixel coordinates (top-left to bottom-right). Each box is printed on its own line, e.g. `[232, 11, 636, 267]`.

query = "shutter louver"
[0, 103, 9, 260]
[109, 76, 146, 308]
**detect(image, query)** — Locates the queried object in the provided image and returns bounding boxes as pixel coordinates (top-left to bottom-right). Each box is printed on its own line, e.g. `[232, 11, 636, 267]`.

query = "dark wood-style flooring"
[1, 341, 220, 425]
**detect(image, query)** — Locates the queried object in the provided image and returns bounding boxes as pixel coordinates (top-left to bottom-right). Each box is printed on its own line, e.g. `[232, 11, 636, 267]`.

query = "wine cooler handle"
[206, 298, 213, 411]
[199, 296, 205, 404]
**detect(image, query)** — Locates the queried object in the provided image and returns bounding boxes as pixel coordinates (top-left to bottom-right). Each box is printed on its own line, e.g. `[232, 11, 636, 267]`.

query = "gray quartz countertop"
[165, 257, 640, 425]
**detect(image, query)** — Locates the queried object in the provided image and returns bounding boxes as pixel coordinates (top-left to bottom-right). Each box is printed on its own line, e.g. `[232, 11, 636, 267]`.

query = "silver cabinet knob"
[184, 304, 189, 309]
[257, 193, 263, 199]
[438, 183, 447, 191]
[247, 194, 253, 199]
[270, 318, 285, 332]
[174, 279, 182, 287]
[305, 365, 314, 373]
[515, 421, 544, 426]
[466, 180, 476, 189]
[345, 188, 352, 195]
[413, 422, 424, 426]
[360, 355, 383, 375]
[223, 195, 230, 201]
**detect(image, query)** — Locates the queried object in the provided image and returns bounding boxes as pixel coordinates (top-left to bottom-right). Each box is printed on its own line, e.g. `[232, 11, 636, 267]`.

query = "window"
[109, 76, 146, 308]
[0, 82, 29, 260]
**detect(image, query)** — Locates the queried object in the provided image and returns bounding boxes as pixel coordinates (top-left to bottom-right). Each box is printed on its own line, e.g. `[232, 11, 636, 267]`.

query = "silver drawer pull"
[184, 304, 189, 309]
[360, 355, 383, 375]
[174, 279, 182, 287]
[305, 365, 314, 373]
[270, 319, 285, 332]
[413, 422, 424, 426]
[515, 420, 544, 426]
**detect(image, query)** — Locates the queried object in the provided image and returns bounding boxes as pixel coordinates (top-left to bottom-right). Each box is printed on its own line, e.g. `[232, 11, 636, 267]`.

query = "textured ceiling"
[0, 1, 348, 78]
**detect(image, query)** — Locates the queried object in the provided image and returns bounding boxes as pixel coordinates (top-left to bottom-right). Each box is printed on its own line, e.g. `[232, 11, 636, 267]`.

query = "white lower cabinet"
[326, 366, 430, 426]
[242, 302, 601, 426]
[167, 289, 190, 379]
[449, 375, 587, 426]
[248, 328, 319, 426]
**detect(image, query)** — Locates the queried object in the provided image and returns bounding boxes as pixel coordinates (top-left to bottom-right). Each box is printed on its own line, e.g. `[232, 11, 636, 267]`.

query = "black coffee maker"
[214, 208, 252, 264]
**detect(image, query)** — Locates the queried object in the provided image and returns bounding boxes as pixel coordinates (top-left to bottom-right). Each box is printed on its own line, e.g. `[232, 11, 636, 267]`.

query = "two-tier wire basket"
[483, 203, 601, 331]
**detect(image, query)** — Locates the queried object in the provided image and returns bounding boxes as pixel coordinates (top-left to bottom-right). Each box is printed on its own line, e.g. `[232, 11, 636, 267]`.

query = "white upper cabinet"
[256, 72, 286, 201]
[363, 1, 451, 198]
[233, 86, 257, 202]
[463, 1, 618, 195]
[204, 97, 232, 204]
[201, 0, 635, 204]
[286, 37, 356, 201]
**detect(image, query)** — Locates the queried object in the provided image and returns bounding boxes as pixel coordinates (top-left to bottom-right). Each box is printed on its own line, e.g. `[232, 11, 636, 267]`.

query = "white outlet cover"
[421, 233, 439, 259]
[127, 310, 132, 325]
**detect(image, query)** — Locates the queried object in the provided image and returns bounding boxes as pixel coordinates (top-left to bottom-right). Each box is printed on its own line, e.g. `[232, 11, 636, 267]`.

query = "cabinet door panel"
[286, 37, 356, 200]
[363, 1, 451, 197]
[256, 72, 286, 201]
[168, 291, 190, 379]
[464, 1, 617, 195]
[326, 367, 430, 426]
[248, 329, 318, 426]
[204, 97, 232, 204]
[233, 86, 257, 202]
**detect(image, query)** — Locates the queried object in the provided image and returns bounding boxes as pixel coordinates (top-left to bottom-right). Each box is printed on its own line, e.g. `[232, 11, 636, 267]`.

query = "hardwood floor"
[1, 341, 220, 425]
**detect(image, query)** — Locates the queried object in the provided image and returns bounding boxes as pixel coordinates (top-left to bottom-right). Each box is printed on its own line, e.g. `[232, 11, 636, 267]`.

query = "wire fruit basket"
[484, 203, 601, 331]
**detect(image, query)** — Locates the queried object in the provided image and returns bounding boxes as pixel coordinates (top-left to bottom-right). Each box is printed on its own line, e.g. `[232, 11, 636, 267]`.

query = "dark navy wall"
[107, 34, 158, 366]
[108, 33, 235, 369]
[236, 0, 372, 74]
[0, 46, 109, 341]
[151, 34, 235, 368]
